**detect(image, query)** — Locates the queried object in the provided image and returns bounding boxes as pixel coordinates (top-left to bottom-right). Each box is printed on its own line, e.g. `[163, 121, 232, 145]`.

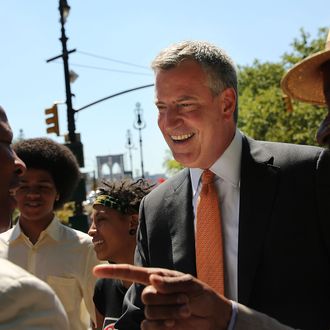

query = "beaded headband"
[93, 194, 129, 214]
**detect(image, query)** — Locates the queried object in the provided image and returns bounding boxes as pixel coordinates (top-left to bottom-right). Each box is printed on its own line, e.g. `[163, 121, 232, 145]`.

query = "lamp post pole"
[59, 0, 76, 143]
[47, 1, 154, 231]
[125, 129, 134, 177]
[57, 0, 86, 228]
[133, 102, 146, 178]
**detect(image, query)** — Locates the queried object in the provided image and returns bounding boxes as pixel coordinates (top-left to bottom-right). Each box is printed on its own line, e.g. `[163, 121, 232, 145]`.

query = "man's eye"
[179, 103, 196, 111]
[157, 105, 166, 112]
[40, 185, 53, 190]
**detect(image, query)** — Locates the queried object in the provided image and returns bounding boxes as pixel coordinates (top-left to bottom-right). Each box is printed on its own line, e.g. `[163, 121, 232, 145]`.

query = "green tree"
[238, 27, 327, 145]
[282, 27, 328, 67]
[163, 150, 184, 176]
[55, 202, 75, 225]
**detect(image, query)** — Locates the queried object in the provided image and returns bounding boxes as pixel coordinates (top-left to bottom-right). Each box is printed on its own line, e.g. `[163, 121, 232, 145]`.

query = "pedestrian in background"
[88, 178, 153, 329]
[0, 107, 69, 329]
[0, 137, 100, 330]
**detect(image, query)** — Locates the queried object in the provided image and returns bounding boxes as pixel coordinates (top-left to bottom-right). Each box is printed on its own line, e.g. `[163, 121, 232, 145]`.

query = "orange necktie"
[196, 169, 225, 295]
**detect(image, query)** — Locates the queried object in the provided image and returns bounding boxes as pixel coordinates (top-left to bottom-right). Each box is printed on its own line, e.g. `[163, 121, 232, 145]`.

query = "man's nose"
[88, 223, 96, 237]
[165, 106, 181, 128]
[13, 151, 26, 176]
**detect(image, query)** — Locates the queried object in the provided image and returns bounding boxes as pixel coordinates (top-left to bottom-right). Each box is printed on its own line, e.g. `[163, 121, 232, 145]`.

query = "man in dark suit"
[95, 40, 330, 330]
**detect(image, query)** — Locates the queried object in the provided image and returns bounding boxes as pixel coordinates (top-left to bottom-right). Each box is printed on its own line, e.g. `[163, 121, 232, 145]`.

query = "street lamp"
[125, 129, 134, 177]
[61, 0, 70, 22]
[133, 102, 146, 178]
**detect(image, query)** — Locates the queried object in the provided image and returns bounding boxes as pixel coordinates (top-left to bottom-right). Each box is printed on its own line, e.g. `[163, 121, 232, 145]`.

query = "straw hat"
[281, 29, 330, 105]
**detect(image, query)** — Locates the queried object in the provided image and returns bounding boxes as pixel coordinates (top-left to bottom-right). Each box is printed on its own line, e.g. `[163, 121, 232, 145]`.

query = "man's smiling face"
[155, 60, 236, 169]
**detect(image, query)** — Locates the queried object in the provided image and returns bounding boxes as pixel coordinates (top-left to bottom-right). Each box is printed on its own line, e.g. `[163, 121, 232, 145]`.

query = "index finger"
[93, 264, 184, 286]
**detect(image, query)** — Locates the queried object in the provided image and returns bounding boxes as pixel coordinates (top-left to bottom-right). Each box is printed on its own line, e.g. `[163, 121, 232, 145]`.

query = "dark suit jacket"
[116, 136, 330, 330]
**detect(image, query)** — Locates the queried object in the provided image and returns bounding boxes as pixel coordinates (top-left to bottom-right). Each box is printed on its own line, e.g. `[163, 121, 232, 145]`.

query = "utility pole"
[59, 0, 76, 142]
[133, 102, 146, 178]
[46, 0, 87, 232]
[45, 1, 154, 227]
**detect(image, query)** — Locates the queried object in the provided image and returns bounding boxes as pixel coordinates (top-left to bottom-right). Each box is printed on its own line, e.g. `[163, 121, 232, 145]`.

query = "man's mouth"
[170, 133, 194, 142]
[93, 239, 104, 247]
[25, 202, 42, 207]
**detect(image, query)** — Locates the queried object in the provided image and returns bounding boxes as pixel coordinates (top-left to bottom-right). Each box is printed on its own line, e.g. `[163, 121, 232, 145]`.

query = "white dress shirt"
[0, 257, 69, 330]
[190, 129, 242, 300]
[0, 217, 100, 330]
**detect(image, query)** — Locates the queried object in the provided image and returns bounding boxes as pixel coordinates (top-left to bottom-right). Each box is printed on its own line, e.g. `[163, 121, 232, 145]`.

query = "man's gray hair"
[151, 40, 238, 121]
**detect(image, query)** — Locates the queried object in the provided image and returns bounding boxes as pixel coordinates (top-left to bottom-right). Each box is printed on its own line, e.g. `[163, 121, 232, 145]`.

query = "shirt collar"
[190, 128, 242, 194]
[43, 216, 62, 241]
[9, 222, 22, 242]
[8, 216, 62, 243]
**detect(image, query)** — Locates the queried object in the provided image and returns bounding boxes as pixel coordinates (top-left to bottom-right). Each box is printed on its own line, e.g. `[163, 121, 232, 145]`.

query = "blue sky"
[1, 1, 329, 177]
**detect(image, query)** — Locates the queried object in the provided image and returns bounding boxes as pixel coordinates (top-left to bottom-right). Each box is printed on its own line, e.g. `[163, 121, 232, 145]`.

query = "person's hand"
[93, 264, 232, 330]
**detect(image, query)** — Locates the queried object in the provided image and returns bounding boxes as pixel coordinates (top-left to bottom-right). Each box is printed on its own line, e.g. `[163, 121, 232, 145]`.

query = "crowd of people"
[1, 29, 330, 330]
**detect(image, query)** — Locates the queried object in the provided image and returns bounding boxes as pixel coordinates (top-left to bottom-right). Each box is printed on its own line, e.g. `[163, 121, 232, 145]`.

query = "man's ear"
[129, 214, 139, 230]
[219, 87, 236, 119]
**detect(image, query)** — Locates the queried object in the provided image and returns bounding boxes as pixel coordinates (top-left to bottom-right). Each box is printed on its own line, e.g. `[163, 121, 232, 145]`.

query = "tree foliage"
[55, 202, 75, 224]
[282, 27, 328, 67]
[238, 27, 327, 145]
[163, 150, 184, 175]
[164, 27, 328, 174]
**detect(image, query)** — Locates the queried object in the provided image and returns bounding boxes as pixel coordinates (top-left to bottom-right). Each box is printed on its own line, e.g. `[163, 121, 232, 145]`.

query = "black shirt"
[93, 278, 128, 329]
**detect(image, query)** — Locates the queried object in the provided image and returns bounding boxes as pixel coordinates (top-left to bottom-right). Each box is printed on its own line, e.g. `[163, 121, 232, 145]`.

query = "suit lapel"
[165, 169, 197, 275]
[238, 136, 280, 304]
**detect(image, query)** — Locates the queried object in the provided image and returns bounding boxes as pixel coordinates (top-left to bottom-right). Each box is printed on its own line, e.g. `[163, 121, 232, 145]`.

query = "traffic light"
[45, 104, 60, 136]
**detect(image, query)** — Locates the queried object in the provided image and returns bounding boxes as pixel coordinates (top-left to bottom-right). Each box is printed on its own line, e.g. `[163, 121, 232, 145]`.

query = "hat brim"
[281, 49, 330, 105]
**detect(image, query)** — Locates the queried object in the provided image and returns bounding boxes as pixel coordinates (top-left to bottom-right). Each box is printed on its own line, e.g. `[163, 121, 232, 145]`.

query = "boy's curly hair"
[13, 137, 80, 210]
[95, 178, 154, 214]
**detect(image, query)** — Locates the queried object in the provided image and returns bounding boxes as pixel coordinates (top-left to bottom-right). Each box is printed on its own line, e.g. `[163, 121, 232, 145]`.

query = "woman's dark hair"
[13, 137, 80, 209]
[95, 178, 154, 215]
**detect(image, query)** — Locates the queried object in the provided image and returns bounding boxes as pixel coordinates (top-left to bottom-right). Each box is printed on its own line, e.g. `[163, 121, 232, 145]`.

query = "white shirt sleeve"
[0, 258, 69, 330]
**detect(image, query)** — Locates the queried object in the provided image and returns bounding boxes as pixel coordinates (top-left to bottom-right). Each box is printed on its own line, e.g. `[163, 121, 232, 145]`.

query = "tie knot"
[202, 169, 215, 185]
